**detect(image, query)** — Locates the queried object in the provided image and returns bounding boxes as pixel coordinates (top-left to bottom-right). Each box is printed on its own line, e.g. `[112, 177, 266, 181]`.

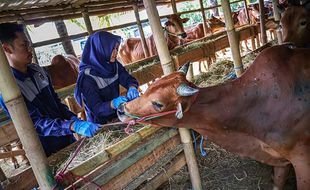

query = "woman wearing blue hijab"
[74, 31, 139, 124]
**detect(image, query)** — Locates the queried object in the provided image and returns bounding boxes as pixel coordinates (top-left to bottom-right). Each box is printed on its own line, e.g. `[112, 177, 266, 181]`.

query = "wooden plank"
[80, 129, 179, 189]
[0, 122, 18, 147]
[4, 166, 37, 190]
[123, 145, 184, 190]
[70, 126, 158, 176]
[139, 153, 186, 190]
[0, 149, 25, 159]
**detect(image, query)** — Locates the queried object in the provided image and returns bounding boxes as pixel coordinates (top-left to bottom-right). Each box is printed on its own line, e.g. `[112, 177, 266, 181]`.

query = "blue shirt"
[78, 62, 138, 124]
[0, 64, 76, 156]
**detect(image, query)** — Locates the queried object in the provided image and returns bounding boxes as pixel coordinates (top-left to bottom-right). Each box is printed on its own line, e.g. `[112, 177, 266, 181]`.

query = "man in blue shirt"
[0, 23, 99, 156]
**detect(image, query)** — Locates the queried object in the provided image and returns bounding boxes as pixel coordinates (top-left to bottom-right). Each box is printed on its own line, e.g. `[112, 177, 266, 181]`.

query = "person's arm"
[0, 94, 9, 116]
[26, 102, 73, 137]
[81, 76, 116, 117]
[117, 62, 139, 89]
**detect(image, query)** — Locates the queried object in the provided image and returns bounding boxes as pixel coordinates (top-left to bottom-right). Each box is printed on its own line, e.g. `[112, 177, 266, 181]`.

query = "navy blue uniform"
[0, 64, 76, 156]
[75, 31, 138, 124]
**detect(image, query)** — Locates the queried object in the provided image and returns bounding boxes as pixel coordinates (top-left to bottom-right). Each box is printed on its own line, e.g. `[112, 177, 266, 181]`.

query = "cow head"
[117, 62, 199, 124]
[164, 14, 188, 38]
[207, 15, 225, 31]
[280, 6, 310, 46]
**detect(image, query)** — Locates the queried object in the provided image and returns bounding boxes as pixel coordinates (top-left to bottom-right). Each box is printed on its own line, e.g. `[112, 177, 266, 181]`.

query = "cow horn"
[176, 83, 199, 97]
[178, 62, 191, 75]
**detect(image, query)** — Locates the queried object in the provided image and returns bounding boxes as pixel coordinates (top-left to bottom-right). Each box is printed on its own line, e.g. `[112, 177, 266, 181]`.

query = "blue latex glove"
[72, 120, 99, 137]
[126, 87, 140, 101]
[112, 96, 128, 109]
[0, 94, 9, 116]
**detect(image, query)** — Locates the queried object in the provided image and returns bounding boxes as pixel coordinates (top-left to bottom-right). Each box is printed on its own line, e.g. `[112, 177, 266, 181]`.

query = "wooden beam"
[80, 129, 179, 189]
[272, 0, 283, 44]
[82, 9, 93, 34]
[133, 4, 150, 58]
[0, 149, 25, 159]
[140, 153, 186, 190]
[100, 135, 182, 190]
[221, 0, 244, 77]
[258, 0, 267, 44]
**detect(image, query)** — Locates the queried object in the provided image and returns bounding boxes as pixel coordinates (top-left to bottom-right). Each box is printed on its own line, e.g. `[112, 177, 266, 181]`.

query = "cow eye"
[300, 21, 307, 26]
[152, 101, 164, 111]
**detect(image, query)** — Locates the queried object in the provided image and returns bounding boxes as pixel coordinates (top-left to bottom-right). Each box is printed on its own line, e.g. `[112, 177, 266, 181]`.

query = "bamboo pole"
[221, 0, 244, 77]
[258, 0, 267, 44]
[133, 4, 150, 58]
[142, 1, 202, 189]
[142, 0, 175, 74]
[0, 47, 55, 189]
[199, 0, 208, 36]
[171, 0, 178, 14]
[82, 9, 93, 34]
[272, 0, 283, 44]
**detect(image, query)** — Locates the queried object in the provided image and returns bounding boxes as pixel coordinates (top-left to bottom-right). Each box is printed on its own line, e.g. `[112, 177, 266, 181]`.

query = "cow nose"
[117, 103, 125, 115]
[180, 33, 187, 38]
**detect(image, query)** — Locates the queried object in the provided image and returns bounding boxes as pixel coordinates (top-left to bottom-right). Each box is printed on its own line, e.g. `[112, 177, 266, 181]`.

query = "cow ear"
[182, 18, 189, 23]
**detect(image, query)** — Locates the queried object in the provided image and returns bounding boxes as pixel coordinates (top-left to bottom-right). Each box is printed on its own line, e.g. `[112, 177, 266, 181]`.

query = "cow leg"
[272, 165, 290, 190]
[289, 143, 310, 190]
[256, 34, 261, 48]
[251, 36, 256, 50]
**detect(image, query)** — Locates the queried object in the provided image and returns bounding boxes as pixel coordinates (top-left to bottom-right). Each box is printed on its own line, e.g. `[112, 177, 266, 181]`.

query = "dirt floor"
[159, 141, 296, 190]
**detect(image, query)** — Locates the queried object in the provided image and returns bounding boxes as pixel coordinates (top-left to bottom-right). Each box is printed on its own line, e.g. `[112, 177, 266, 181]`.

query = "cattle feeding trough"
[0, 0, 284, 189]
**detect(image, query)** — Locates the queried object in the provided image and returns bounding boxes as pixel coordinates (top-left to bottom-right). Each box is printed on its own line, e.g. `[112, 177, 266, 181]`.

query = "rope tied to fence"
[51, 109, 178, 189]
[52, 137, 101, 190]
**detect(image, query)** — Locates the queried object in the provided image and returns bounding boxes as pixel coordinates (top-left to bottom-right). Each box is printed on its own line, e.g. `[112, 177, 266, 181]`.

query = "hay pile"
[48, 124, 143, 174]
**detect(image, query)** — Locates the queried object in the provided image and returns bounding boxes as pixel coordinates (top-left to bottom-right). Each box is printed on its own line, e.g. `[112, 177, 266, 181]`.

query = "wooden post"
[82, 9, 93, 34]
[143, 0, 175, 74]
[142, 1, 202, 189]
[17, 19, 39, 64]
[133, 4, 150, 58]
[199, 0, 209, 36]
[171, 0, 178, 14]
[221, 0, 244, 77]
[0, 47, 55, 189]
[258, 0, 267, 44]
[272, 0, 283, 44]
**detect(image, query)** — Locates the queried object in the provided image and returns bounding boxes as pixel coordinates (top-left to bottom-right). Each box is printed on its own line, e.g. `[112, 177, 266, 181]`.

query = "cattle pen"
[0, 0, 283, 190]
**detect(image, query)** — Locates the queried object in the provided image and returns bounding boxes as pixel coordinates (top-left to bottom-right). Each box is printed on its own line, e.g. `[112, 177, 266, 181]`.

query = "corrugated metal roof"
[0, 0, 190, 24]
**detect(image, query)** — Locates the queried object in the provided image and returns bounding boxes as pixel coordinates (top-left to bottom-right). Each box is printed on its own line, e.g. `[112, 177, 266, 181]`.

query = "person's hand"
[71, 120, 99, 137]
[126, 87, 140, 101]
[111, 96, 128, 109]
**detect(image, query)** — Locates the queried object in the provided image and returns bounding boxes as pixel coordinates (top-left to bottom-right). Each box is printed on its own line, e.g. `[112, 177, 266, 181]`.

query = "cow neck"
[163, 31, 179, 50]
[181, 81, 242, 129]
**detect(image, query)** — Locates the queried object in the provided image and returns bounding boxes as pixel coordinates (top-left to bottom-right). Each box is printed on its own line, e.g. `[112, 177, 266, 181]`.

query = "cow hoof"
[273, 186, 280, 190]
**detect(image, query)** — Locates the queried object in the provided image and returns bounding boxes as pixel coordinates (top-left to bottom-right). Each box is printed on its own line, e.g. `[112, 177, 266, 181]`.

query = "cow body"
[46, 54, 79, 89]
[183, 16, 226, 43]
[119, 14, 188, 64]
[118, 45, 310, 189]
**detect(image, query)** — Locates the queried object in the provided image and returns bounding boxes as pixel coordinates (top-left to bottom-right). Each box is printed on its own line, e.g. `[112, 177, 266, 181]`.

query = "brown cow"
[183, 15, 226, 43]
[46, 54, 79, 90]
[48, 54, 79, 88]
[118, 14, 188, 64]
[277, 6, 310, 47]
[118, 46, 310, 189]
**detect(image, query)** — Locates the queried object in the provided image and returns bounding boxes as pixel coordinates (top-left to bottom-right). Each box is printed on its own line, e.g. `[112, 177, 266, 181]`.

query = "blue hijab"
[74, 31, 122, 106]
